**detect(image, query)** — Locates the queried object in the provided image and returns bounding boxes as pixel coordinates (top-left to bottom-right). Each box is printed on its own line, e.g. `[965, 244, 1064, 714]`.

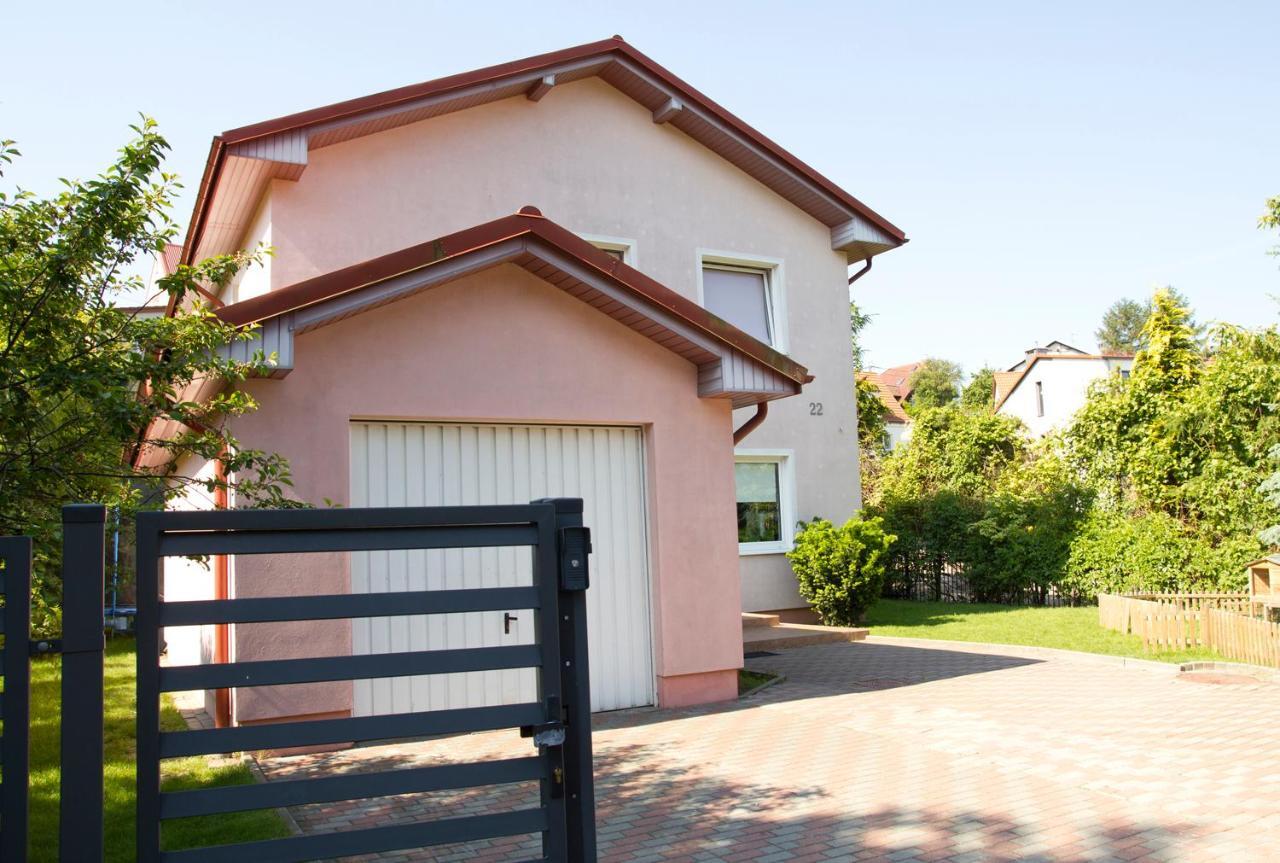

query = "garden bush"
[966, 453, 1093, 601]
[865, 290, 1278, 603]
[788, 516, 895, 625]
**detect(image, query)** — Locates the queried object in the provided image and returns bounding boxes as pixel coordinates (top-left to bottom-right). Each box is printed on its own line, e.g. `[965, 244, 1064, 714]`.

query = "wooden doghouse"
[1247, 555, 1280, 599]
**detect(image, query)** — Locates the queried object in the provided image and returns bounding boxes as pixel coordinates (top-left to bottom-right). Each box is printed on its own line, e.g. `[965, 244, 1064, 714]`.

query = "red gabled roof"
[217, 206, 811, 386]
[857, 372, 911, 424]
[180, 36, 906, 271]
[877, 361, 922, 402]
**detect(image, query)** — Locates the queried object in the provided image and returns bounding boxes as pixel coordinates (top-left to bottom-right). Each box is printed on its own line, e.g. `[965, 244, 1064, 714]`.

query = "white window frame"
[578, 233, 637, 268]
[733, 448, 796, 556]
[1034, 381, 1045, 417]
[696, 249, 788, 353]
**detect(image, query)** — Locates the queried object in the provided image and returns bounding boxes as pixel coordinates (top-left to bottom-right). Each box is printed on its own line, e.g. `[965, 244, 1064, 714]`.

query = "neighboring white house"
[994, 342, 1133, 436]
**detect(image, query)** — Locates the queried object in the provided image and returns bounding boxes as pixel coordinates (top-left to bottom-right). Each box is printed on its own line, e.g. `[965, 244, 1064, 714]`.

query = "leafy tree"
[1258, 195, 1280, 545]
[1261, 194, 1280, 259]
[1096, 298, 1150, 354]
[0, 122, 297, 633]
[788, 515, 895, 625]
[855, 375, 888, 452]
[874, 406, 1026, 501]
[907, 358, 963, 410]
[968, 450, 1093, 601]
[849, 300, 872, 371]
[1066, 288, 1277, 588]
[1095, 288, 1204, 354]
[960, 367, 996, 412]
[1260, 444, 1280, 547]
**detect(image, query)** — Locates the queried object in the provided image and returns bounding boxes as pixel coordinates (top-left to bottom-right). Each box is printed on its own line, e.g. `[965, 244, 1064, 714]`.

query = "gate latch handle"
[520, 695, 565, 748]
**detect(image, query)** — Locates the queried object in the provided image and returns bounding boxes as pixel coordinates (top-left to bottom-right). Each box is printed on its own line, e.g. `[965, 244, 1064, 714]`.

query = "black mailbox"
[559, 526, 591, 591]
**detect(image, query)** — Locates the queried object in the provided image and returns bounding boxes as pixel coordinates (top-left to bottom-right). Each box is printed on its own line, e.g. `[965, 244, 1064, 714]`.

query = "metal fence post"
[546, 498, 598, 863]
[1, 536, 32, 862]
[60, 504, 106, 863]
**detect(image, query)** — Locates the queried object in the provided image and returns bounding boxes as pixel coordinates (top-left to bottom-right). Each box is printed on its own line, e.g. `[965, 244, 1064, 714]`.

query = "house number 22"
[809, 402, 823, 416]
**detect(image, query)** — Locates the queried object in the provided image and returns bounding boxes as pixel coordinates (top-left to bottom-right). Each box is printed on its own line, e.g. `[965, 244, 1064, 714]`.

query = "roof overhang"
[180, 36, 906, 279]
[216, 207, 811, 411]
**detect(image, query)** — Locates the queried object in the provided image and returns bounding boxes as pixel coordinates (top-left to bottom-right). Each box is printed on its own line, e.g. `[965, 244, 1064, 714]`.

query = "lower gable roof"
[217, 207, 811, 410]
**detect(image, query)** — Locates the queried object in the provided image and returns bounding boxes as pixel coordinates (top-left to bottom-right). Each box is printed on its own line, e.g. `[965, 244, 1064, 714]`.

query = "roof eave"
[179, 37, 907, 269]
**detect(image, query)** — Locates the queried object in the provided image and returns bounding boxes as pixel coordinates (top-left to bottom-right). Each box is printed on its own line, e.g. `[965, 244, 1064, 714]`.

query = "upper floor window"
[578, 233, 636, 267]
[1035, 381, 1045, 417]
[698, 252, 787, 351]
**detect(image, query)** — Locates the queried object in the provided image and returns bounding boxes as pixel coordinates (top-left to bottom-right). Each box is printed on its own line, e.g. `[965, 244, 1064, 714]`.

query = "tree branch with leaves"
[1, 121, 298, 633]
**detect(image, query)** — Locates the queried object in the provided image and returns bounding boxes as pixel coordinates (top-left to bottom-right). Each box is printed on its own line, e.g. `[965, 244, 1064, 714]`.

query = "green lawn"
[863, 599, 1231, 663]
[737, 668, 777, 695]
[27, 637, 290, 862]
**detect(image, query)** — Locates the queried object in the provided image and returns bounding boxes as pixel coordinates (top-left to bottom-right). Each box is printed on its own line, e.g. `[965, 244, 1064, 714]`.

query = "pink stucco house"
[149, 37, 906, 727]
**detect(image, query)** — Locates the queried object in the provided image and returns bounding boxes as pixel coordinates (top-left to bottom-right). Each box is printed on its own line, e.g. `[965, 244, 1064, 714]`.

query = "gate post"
[59, 504, 106, 863]
[1, 536, 32, 862]
[545, 498, 598, 862]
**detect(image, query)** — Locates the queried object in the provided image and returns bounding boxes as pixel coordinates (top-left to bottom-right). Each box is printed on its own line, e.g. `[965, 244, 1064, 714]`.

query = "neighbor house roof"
[992, 371, 1022, 403]
[177, 35, 906, 290]
[993, 352, 1134, 412]
[876, 362, 922, 402]
[857, 372, 911, 424]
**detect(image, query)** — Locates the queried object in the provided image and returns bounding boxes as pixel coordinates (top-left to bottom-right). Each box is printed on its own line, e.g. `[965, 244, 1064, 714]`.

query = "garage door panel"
[350, 421, 652, 714]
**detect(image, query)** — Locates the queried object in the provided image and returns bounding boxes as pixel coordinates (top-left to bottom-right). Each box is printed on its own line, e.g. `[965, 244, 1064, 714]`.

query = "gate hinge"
[29, 638, 62, 656]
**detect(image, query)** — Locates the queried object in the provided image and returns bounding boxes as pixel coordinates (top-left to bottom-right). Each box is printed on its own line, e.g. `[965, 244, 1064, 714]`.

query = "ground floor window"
[734, 449, 795, 555]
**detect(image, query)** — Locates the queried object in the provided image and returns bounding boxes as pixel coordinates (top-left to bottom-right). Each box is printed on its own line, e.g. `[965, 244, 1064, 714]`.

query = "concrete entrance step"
[741, 613, 867, 652]
[742, 612, 782, 629]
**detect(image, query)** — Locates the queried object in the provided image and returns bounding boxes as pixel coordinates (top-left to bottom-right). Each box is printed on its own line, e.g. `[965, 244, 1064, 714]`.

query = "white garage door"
[349, 421, 654, 714]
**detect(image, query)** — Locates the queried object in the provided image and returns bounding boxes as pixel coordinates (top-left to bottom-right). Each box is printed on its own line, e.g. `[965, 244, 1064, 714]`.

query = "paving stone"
[252, 639, 1280, 861]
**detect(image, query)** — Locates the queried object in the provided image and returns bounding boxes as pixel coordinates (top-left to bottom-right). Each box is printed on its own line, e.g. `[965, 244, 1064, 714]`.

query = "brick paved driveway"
[257, 638, 1280, 862]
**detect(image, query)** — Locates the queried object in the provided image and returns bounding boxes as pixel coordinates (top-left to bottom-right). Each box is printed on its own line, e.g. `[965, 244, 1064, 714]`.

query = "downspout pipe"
[733, 401, 769, 445]
[847, 255, 873, 286]
[213, 450, 232, 728]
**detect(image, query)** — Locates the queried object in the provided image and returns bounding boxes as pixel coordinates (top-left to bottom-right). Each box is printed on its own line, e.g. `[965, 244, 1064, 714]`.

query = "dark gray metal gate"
[134, 497, 596, 863]
[0, 536, 32, 861]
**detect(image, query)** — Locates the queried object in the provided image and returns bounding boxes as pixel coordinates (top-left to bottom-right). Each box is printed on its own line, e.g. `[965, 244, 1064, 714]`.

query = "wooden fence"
[1098, 593, 1280, 668]
[1122, 592, 1257, 614]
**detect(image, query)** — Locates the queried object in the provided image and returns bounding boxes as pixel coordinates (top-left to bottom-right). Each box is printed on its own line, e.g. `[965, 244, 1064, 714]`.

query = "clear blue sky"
[5, 1, 1278, 374]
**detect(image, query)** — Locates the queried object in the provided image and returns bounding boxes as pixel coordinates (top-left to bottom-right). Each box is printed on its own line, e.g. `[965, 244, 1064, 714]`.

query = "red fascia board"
[219, 38, 624, 146]
[216, 210, 810, 384]
[181, 37, 905, 268]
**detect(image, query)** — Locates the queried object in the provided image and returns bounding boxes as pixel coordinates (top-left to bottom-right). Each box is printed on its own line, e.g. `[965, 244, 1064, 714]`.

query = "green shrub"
[788, 516, 895, 625]
[966, 453, 1093, 601]
[1063, 509, 1257, 597]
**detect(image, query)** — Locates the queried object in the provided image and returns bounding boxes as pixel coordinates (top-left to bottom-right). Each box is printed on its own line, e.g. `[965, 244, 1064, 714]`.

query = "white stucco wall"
[998, 357, 1132, 436]
[259, 77, 864, 614]
[161, 453, 219, 716]
[885, 420, 911, 451]
[225, 194, 272, 304]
